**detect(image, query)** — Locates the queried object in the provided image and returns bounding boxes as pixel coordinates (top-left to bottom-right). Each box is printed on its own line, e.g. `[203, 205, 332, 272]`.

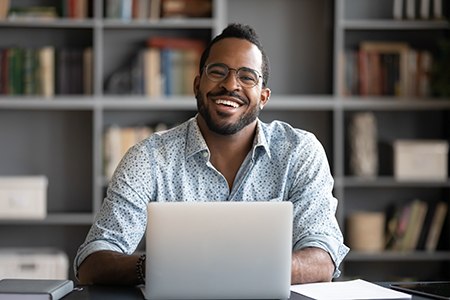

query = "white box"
[394, 140, 449, 181]
[0, 176, 48, 220]
[0, 248, 69, 280]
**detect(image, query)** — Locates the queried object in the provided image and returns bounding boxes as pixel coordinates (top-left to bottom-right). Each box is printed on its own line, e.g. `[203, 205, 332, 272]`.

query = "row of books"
[103, 123, 170, 179]
[342, 41, 433, 97]
[105, 37, 204, 96]
[393, 0, 444, 20]
[385, 199, 448, 252]
[105, 0, 212, 20]
[2, 0, 89, 20]
[0, 47, 92, 97]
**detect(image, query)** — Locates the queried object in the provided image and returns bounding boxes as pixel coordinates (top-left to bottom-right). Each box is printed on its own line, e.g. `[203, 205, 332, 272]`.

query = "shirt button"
[202, 152, 208, 158]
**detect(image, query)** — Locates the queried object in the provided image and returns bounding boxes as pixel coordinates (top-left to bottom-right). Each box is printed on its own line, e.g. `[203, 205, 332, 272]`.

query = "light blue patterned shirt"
[75, 116, 349, 277]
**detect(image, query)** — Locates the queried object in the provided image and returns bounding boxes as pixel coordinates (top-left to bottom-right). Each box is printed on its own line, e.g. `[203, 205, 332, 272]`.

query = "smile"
[215, 99, 241, 108]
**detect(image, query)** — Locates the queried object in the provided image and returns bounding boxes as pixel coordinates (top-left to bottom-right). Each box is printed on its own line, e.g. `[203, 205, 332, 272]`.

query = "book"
[420, 0, 431, 19]
[359, 41, 410, 97]
[401, 199, 428, 251]
[393, 0, 404, 19]
[83, 47, 93, 95]
[144, 47, 162, 96]
[161, 0, 212, 18]
[0, 279, 73, 300]
[406, 0, 416, 19]
[433, 0, 442, 19]
[0, 0, 10, 20]
[39, 46, 55, 98]
[425, 201, 448, 251]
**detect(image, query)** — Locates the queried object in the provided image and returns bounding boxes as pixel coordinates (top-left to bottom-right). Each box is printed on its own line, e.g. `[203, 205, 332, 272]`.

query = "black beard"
[196, 91, 260, 135]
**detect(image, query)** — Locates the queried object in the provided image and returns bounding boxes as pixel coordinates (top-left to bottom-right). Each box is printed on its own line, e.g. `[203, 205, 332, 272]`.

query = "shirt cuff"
[73, 240, 123, 279]
[293, 235, 350, 278]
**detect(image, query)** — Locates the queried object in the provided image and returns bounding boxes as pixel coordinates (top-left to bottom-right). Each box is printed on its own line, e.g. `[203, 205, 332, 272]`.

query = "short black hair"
[199, 23, 270, 87]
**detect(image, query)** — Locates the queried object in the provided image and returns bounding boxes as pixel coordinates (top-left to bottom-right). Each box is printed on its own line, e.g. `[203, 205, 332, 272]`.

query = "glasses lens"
[205, 63, 260, 87]
[206, 64, 228, 81]
[236, 68, 259, 87]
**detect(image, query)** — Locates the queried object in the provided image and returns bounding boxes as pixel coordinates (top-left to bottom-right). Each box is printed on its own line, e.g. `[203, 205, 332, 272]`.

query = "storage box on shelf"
[0, 176, 48, 220]
[0, 248, 69, 280]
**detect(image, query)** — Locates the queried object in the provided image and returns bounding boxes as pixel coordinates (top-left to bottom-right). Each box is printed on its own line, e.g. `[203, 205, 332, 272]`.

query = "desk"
[63, 285, 434, 300]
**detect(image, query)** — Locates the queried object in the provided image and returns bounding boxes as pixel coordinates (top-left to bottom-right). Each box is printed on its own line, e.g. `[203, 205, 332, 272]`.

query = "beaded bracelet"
[136, 254, 146, 285]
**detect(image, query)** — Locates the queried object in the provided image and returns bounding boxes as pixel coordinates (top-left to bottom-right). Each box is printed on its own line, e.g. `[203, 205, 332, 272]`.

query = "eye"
[207, 64, 228, 79]
[237, 70, 258, 85]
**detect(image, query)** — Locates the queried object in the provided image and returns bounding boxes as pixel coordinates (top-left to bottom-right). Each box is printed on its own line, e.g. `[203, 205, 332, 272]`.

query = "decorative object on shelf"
[347, 211, 385, 251]
[348, 112, 378, 178]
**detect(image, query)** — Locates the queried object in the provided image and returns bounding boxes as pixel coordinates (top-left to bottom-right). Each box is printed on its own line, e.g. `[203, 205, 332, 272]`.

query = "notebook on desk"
[143, 201, 293, 300]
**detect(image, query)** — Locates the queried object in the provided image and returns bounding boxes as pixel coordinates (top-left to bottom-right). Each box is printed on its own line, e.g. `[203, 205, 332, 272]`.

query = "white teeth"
[215, 99, 240, 108]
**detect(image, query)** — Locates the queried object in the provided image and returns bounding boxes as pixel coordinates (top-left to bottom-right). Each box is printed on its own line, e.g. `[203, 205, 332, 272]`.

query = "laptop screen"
[143, 201, 293, 300]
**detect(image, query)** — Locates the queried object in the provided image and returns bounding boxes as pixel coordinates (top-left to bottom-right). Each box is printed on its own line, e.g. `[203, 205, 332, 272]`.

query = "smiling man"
[75, 23, 348, 286]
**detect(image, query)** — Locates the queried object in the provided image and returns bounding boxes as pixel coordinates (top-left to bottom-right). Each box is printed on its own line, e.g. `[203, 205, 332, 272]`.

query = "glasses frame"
[203, 63, 262, 88]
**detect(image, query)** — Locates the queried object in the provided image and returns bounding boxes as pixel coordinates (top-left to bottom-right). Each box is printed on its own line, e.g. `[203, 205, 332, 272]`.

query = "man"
[75, 23, 349, 285]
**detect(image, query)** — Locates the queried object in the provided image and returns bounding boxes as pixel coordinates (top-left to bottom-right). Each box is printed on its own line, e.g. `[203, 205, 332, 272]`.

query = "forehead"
[207, 37, 263, 71]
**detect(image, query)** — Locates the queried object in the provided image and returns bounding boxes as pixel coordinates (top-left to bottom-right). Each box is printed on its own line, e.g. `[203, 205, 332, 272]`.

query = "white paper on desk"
[290, 279, 411, 300]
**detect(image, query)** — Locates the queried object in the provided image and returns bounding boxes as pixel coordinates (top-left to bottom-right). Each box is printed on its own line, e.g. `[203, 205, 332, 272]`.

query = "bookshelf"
[333, 0, 450, 281]
[0, 0, 449, 281]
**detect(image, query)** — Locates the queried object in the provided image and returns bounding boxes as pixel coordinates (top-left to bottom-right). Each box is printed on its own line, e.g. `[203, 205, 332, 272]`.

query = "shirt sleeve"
[289, 132, 349, 278]
[73, 141, 153, 277]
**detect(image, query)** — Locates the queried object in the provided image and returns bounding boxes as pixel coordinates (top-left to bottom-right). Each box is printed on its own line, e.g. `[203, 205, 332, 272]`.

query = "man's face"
[194, 38, 270, 135]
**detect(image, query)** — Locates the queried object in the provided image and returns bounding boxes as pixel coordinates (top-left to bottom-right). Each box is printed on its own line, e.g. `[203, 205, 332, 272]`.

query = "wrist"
[136, 254, 146, 285]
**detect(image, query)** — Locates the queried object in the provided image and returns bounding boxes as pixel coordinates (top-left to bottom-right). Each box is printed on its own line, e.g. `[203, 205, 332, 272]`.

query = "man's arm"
[291, 247, 334, 284]
[77, 250, 143, 285]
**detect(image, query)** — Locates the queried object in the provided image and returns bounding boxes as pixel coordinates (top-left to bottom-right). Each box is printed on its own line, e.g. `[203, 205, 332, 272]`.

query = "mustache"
[207, 90, 248, 104]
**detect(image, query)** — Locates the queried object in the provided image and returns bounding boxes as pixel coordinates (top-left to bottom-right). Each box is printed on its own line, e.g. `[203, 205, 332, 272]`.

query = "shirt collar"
[185, 116, 271, 160]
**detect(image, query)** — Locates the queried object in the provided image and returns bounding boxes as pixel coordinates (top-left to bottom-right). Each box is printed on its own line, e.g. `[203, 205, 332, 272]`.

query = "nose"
[220, 69, 241, 90]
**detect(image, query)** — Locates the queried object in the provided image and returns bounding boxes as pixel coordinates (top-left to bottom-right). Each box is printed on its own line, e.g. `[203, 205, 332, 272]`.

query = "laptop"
[143, 201, 293, 300]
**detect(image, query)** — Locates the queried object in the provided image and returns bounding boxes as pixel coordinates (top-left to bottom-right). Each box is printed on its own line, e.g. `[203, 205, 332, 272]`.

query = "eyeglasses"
[204, 63, 262, 88]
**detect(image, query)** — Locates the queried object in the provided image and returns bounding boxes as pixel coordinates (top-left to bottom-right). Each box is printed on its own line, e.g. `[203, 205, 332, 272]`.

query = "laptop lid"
[144, 201, 293, 300]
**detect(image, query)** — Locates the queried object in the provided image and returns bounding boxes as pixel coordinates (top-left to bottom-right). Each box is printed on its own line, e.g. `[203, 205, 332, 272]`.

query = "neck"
[197, 115, 257, 157]
[196, 116, 257, 189]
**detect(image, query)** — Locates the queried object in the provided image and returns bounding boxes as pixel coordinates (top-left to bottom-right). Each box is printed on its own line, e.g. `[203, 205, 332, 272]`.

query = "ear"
[193, 75, 201, 96]
[259, 87, 271, 110]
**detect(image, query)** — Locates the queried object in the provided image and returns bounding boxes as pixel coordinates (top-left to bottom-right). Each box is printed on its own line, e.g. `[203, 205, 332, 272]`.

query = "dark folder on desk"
[390, 282, 450, 300]
[143, 201, 293, 300]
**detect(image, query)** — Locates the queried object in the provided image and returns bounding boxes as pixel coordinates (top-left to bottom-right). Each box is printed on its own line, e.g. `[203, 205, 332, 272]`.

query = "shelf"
[0, 213, 94, 225]
[340, 19, 450, 30]
[341, 177, 450, 188]
[101, 96, 197, 110]
[340, 98, 450, 110]
[0, 19, 96, 28]
[102, 18, 216, 29]
[0, 97, 98, 110]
